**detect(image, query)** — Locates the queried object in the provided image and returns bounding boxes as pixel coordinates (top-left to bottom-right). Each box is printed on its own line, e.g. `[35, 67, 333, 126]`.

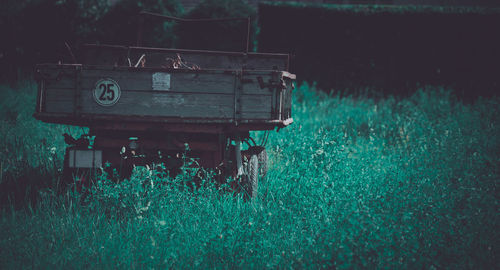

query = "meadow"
[0, 81, 498, 268]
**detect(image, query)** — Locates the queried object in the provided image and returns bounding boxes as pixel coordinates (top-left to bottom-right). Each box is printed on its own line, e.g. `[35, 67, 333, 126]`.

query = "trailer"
[34, 12, 295, 198]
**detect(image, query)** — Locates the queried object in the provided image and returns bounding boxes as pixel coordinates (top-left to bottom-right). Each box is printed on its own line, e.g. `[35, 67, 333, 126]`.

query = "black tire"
[243, 154, 259, 199]
[248, 146, 268, 178]
[257, 148, 268, 178]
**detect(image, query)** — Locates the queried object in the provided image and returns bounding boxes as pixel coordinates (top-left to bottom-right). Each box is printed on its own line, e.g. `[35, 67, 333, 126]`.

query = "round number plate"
[93, 78, 121, 106]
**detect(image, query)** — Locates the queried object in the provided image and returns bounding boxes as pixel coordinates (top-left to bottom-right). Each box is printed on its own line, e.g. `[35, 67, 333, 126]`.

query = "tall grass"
[0, 82, 83, 207]
[0, 82, 498, 268]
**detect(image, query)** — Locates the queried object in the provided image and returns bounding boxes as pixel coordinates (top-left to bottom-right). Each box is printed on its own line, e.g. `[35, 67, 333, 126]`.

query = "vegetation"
[176, 0, 257, 52]
[260, 1, 500, 14]
[0, 81, 76, 207]
[0, 82, 498, 268]
[258, 2, 500, 94]
[1, 0, 258, 83]
[0, 0, 183, 83]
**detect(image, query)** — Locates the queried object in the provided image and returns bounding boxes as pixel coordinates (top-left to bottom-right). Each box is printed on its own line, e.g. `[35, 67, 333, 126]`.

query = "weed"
[0, 81, 498, 268]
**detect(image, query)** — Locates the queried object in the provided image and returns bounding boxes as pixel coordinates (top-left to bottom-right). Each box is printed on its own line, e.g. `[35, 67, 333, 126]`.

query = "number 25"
[99, 83, 115, 101]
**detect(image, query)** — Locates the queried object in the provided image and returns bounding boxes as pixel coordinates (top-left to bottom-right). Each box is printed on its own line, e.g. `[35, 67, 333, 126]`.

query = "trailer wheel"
[257, 148, 268, 178]
[243, 154, 259, 200]
[247, 146, 268, 178]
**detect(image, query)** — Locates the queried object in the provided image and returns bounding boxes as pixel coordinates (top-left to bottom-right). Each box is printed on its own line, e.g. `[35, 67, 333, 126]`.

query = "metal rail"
[136, 11, 251, 53]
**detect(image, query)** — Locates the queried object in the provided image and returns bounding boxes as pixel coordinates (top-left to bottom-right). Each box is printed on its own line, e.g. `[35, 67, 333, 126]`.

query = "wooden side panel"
[43, 90, 272, 119]
[81, 45, 288, 71]
[38, 65, 285, 123]
[46, 69, 235, 94]
[80, 91, 235, 119]
[170, 72, 234, 94]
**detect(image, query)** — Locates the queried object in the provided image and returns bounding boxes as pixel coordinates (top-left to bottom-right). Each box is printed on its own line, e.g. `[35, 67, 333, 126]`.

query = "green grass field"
[0, 81, 498, 268]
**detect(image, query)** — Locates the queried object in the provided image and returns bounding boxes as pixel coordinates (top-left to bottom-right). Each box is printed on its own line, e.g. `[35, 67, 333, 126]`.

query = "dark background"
[258, 2, 500, 96]
[2, 0, 500, 96]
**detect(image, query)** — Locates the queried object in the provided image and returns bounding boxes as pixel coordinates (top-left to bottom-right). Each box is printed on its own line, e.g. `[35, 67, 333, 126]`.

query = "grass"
[0, 81, 498, 269]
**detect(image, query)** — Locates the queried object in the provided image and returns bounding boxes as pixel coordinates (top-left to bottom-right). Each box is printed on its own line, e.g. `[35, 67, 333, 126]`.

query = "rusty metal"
[136, 11, 252, 53]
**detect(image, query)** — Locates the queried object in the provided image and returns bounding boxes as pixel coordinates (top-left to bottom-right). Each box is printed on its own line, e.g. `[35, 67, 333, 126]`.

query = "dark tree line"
[0, 0, 256, 84]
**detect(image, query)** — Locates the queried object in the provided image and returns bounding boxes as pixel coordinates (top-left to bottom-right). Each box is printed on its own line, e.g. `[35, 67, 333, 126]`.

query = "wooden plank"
[44, 88, 74, 113]
[79, 91, 235, 119]
[170, 72, 235, 94]
[240, 112, 271, 120]
[241, 74, 275, 95]
[240, 94, 272, 112]
[81, 45, 288, 71]
[44, 89, 272, 120]
[47, 69, 237, 94]
[39, 65, 281, 93]
[35, 112, 290, 131]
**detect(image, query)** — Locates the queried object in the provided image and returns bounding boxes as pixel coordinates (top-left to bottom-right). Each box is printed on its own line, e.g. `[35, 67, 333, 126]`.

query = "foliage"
[260, 1, 500, 15]
[175, 0, 257, 52]
[97, 0, 183, 47]
[0, 82, 499, 268]
[0, 82, 82, 207]
[258, 2, 500, 94]
[0, 0, 183, 83]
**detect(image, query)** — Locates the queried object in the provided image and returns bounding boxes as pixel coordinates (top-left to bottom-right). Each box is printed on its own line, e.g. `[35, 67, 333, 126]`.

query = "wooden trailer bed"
[34, 45, 295, 132]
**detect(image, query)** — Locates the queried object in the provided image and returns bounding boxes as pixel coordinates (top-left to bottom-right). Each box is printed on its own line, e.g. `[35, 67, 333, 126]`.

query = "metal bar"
[233, 73, 238, 124]
[139, 11, 248, 23]
[82, 44, 289, 58]
[39, 63, 286, 75]
[234, 136, 243, 177]
[36, 78, 44, 113]
[73, 66, 81, 116]
[64, 42, 77, 64]
[246, 17, 251, 53]
[282, 71, 296, 80]
[279, 88, 283, 121]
